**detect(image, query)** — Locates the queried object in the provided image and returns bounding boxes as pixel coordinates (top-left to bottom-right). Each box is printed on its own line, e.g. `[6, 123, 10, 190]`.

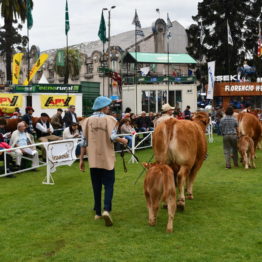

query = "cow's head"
[192, 112, 209, 129]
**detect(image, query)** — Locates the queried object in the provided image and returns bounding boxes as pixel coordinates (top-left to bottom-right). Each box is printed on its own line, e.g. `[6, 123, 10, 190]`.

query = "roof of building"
[45, 20, 188, 57]
[123, 52, 197, 64]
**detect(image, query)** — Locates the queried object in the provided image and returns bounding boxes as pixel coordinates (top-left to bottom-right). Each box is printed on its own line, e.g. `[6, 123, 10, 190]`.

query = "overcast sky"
[18, 0, 199, 51]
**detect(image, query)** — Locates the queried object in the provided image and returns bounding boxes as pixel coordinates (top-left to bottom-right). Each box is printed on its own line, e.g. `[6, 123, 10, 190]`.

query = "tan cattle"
[238, 113, 262, 151]
[143, 163, 176, 233]
[238, 135, 255, 169]
[153, 112, 209, 210]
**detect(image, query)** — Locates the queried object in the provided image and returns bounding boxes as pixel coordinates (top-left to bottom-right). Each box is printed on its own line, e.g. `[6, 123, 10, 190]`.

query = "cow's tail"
[153, 119, 177, 163]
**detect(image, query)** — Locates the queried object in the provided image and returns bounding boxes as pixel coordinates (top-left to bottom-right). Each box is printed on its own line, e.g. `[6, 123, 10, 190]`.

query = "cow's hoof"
[166, 228, 173, 233]
[177, 203, 185, 211]
[149, 220, 156, 226]
[186, 194, 194, 200]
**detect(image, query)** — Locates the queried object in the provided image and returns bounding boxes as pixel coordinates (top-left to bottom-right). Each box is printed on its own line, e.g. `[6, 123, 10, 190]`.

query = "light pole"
[103, 5, 116, 96]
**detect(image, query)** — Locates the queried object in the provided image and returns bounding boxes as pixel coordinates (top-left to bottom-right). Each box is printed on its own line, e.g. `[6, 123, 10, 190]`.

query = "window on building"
[142, 90, 156, 113]
[157, 90, 167, 111]
[86, 63, 93, 74]
[168, 90, 182, 108]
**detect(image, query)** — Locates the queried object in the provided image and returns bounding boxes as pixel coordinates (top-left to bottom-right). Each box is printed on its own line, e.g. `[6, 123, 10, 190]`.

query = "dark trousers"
[223, 134, 238, 168]
[90, 168, 115, 216]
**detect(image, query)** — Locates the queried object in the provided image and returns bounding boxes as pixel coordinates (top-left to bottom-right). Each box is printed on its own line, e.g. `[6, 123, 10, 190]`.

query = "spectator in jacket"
[135, 112, 152, 132]
[9, 121, 39, 169]
[35, 113, 62, 160]
[120, 118, 136, 147]
[51, 108, 63, 136]
[183, 105, 192, 120]
[63, 122, 82, 156]
[21, 107, 35, 135]
[63, 105, 78, 127]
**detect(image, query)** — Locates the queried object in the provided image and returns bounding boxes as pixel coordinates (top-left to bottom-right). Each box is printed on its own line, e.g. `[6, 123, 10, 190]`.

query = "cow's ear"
[142, 162, 149, 169]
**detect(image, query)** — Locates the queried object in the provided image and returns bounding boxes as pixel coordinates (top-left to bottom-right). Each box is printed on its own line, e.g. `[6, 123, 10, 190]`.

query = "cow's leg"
[243, 152, 248, 169]
[177, 166, 189, 211]
[166, 192, 176, 233]
[145, 191, 154, 226]
[150, 199, 160, 226]
[186, 164, 200, 200]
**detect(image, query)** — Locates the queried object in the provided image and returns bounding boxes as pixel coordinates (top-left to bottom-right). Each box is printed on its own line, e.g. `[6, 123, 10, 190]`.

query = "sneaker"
[102, 211, 113, 226]
[94, 215, 102, 220]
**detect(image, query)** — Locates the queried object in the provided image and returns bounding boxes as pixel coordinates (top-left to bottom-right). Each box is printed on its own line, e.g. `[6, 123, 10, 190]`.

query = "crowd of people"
[0, 103, 195, 178]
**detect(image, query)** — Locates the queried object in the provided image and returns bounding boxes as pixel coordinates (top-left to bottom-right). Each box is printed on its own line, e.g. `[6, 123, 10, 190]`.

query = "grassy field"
[0, 135, 262, 262]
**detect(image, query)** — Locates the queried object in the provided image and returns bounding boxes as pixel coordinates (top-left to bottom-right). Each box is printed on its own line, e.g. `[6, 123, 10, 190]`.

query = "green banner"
[56, 50, 65, 67]
[13, 84, 81, 93]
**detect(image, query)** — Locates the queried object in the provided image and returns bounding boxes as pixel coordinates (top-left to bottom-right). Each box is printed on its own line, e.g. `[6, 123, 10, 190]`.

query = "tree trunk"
[4, 17, 13, 83]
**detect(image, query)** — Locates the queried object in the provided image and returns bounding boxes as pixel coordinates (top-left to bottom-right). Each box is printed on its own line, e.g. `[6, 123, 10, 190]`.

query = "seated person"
[9, 122, 39, 169]
[135, 111, 153, 132]
[35, 113, 62, 160]
[35, 113, 62, 143]
[51, 108, 64, 136]
[63, 122, 82, 156]
[0, 118, 11, 143]
[120, 118, 136, 148]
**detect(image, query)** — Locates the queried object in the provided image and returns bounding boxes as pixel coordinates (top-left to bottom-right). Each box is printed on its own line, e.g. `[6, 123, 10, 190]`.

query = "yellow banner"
[12, 53, 24, 84]
[40, 95, 76, 109]
[0, 93, 23, 108]
[23, 53, 49, 86]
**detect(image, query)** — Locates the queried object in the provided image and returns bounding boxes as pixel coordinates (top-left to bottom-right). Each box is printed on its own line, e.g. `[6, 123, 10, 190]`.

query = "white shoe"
[94, 215, 102, 220]
[102, 211, 113, 226]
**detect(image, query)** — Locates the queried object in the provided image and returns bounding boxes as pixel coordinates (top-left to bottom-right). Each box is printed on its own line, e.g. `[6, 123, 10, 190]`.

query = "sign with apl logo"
[40, 95, 76, 109]
[0, 94, 23, 107]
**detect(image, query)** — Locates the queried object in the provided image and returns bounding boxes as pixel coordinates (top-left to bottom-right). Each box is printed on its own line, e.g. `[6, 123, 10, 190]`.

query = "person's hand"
[79, 159, 85, 172]
[120, 138, 128, 145]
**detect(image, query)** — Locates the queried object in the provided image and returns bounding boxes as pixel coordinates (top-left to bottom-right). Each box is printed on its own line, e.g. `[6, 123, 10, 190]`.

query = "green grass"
[0, 135, 262, 262]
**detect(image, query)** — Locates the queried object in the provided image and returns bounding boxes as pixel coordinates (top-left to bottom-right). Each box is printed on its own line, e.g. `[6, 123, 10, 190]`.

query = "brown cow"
[143, 162, 176, 233]
[238, 112, 262, 151]
[238, 135, 255, 169]
[153, 112, 209, 210]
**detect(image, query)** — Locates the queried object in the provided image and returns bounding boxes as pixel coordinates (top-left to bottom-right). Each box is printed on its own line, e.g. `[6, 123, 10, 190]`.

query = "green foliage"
[0, 137, 262, 261]
[187, 0, 262, 76]
[0, 0, 34, 81]
[54, 49, 82, 78]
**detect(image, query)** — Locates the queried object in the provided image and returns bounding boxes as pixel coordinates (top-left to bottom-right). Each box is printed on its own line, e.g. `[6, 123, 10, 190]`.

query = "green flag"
[65, 0, 70, 35]
[27, 0, 33, 30]
[98, 12, 107, 43]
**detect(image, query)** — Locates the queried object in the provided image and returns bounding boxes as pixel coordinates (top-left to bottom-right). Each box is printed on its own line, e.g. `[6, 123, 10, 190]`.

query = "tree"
[186, 0, 261, 76]
[0, 0, 33, 82]
[54, 49, 82, 80]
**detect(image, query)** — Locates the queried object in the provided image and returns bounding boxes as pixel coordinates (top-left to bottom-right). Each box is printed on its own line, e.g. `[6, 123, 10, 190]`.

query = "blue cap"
[92, 96, 112, 111]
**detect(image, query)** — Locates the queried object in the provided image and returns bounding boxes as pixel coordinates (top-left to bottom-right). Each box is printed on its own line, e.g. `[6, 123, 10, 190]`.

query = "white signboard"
[207, 61, 216, 99]
[45, 139, 78, 173]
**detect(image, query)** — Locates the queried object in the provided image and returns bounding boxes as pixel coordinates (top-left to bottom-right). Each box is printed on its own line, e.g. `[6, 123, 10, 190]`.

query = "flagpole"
[167, 35, 170, 103]
[27, 5, 31, 107]
[135, 24, 138, 114]
[103, 42, 105, 95]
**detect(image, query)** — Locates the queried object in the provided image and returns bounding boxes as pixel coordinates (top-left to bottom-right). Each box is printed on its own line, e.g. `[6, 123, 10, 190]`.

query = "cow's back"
[153, 118, 207, 168]
[238, 113, 262, 147]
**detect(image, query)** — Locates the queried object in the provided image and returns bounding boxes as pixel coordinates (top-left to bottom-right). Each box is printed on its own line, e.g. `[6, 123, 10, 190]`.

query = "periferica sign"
[12, 84, 81, 93]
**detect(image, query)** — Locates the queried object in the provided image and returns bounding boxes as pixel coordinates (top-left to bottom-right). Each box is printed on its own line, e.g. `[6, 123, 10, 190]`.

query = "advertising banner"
[40, 95, 76, 109]
[207, 61, 216, 100]
[12, 53, 24, 84]
[0, 93, 23, 107]
[45, 139, 77, 173]
[23, 53, 49, 86]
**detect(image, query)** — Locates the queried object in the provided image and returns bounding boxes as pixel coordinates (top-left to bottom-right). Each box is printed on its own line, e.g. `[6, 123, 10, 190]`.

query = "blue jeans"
[90, 168, 115, 216]
[125, 135, 133, 148]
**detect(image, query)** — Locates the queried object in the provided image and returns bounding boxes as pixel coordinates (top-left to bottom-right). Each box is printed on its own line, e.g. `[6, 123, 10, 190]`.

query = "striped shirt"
[220, 115, 238, 135]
